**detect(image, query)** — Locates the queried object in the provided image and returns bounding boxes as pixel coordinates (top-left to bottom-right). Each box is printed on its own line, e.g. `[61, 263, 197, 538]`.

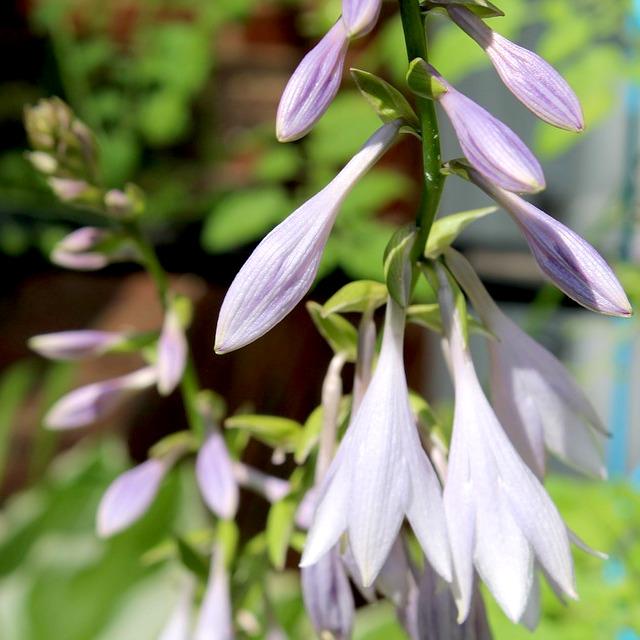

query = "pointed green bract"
[307, 302, 358, 361]
[322, 279, 388, 316]
[384, 225, 418, 307]
[425, 206, 497, 257]
[424, 0, 504, 18]
[406, 58, 448, 101]
[225, 414, 303, 451]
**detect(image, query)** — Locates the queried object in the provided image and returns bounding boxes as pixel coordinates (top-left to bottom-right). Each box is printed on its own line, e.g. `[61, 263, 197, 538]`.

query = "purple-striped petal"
[276, 20, 349, 142]
[342, 0, 382, 38]
[157, 307, 188, 396]
[429, 65, 545, 193]
[448, 6, 584, 132]
[97, 458, 169, 537]
[29, 330, 125, 361]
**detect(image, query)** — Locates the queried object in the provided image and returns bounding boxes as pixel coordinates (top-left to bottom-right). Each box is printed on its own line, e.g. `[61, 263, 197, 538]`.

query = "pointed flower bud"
[301, 547, 355, 640]
[232, 462, 291, 503]
[437, 265, 576, 623]
[157, 307, 188, 396]
[97, 457, 169, 537]
[28, 330, 126, 361]
[276, 20, 349, 142]
[45, 366, 157, 430]
[426, 64, 544, 193]
[467, 167, 632, 317]
[448, 6, 584, 132]
[445, 248, 608, 479]
[215, 121, 400, 353]
[301, 299, 451, 587]
[51, 227, 119, 271]
[342, 0, 382, 38]
[158, 578, 194, 640]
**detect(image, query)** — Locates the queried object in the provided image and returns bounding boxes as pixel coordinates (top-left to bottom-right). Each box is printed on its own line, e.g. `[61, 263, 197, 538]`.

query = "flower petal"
[28, 330, 124, 361]
[157, 307, 188, 396]
[342, 0, 382, 38]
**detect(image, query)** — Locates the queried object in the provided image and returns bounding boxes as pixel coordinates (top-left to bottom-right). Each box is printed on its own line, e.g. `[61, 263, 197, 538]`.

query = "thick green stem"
[398, 0, 445, 256]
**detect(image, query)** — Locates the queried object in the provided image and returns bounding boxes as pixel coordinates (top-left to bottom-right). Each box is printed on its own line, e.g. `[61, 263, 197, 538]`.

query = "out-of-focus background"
[0, 0, 639, 638]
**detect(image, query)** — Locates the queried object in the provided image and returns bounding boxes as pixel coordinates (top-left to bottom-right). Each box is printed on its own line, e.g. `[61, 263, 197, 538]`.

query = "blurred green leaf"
[224, 414, 302, 451]
[266, 497, 297, 570]
[306, 302, 358, 361]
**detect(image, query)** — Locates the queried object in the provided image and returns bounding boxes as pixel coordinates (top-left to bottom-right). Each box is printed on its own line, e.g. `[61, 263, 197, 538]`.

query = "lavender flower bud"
[157, 307, 188, 396]
[215, 121, 400, 353]
[48, 177, 96, 204]
[232, 462, 291, 503]
[427, 64, 545, 193]
[342, 0, 382, 38]
[97, 458, 169, 537]
[45, 366, 157, 430]
[448, 6, 584, 132]
[301, 547, 355, 640]
[28, 330, 126, 361]
[276, 20, 349, 142]
[468, 168, 632, 317]
[51, 227, 111, 271]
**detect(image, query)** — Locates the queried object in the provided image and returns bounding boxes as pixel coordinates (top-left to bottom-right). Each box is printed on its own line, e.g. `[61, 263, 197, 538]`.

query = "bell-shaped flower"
[301, 547, 355, 640]
[342, 0, 382, 38]
[96, 457, 170, 537]
[437, 266, 576, 623]
[157, 306, 188, 396]
[427, 65, 544, 193]
[195, 429, 239, 520]
[215, 121, 400, 353]
[276, 20, 349, 142]
[467, 167, 632, 317]
[446, 248, 608, 479]
[447, 6, 584, 132]
[300, 299, 451, 587]
[231, 461, 291, 503]
[51, 227, 112, 270]
[45, 366, 157, 430]
[28, 330, 125, 360]
[158, 577, 194, 640]
[193, 544, 234, 640]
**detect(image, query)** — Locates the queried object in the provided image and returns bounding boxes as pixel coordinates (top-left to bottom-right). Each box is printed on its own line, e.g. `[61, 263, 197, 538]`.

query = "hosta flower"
[446, 248, 608, 479]
[215, 121, 400, 353]
[301, 547, 354, 640]
[427, 65, 544, 193]
[29, 330, 125, 360]
[51, 227, 112, 271]
[231, 461, 291, 503]
[300, 299, 451, 587]
[276, 20, 349, 142]
[157, 306, 188, 396]
[342, 0, 382, 38]
[437, 266, 576, 622]
[467, 167, 632, 317]
[45, 366, 157, 430]
[97, 457, 169, 537]
[447, 6, 584, 132]
[194, 544, 234, 640]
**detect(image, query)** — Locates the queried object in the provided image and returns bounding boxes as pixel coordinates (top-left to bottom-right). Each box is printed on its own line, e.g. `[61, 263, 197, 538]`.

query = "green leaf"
[350, 68, 419, 128]
[266, 497, 297, 570]
[322, 280, 388, 316]
[149, 431, 198, 460]
[224, 414, 302, 451]
[425, 207, 497, 257]
[306, 302, 358, 361]
[217, 519, 239, 568]
[407, 303, 442, 332]
[383, 225, 417, 307]
[408, 391, 441, 432]
[406, 58, 448, 101]
[425, 0, 504, 18]
[202, 187, 291, 252]
[175, 535, 210, 580]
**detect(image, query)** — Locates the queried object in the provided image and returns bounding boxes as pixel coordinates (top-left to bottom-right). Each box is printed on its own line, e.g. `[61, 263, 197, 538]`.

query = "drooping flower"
[97, 457, 170, 537]
[301, 547, 355, 640]
[447, 6, 584, 132]
[28, 330, 125, 360]
[193, 544, 234, 640]
[436, 265, 576, 623]
[157, 306, 188, 396]
[215, 121, 401, 354]
[276, 20, 349, 142]
[445, 248, 608, 479]
[466, 166, 632, 317]
[301, 299, 451, 587]
[425, 65, 545, 193]
[342, 0, 382, 38]
[45, 366, 157, 430]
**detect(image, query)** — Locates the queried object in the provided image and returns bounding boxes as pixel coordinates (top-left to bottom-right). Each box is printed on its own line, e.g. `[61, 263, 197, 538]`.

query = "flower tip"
[275, 124, 301, 143]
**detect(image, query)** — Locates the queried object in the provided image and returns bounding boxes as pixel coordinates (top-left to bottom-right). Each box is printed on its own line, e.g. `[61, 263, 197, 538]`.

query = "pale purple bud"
[295, 487, 318, 530]
[158, 578, 194, 640]
[342, 0, 382, 38]
[301, 299, 451, 587]
[276, 20, 349, 142]
[48, 177, 91, 202]
[468, 169, 632, 317]
[448, 6, 584, 132]
[45, 366, 157, 430]
[28, 330, 125, 361]
[232, 461, 291, 503]
[157, 307, 188, 396]
[51, 227, 110, 271]
[215, 121, 400, 353]
[301, 547, 354, 640]
[429, 65, 545, 193]
[194, 544, 234, 640]
[96, 458, 169, 537]
[196, 430, 239, 520]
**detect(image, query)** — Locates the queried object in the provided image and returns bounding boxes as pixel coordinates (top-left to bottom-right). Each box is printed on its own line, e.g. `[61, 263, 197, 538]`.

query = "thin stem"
[398, 0, 445, 257]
